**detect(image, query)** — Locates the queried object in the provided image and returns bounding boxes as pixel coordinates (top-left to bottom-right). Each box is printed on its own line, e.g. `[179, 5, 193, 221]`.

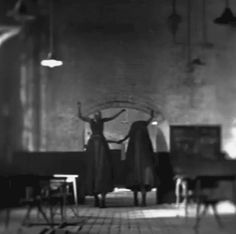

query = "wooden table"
[171, 158, 236, 218]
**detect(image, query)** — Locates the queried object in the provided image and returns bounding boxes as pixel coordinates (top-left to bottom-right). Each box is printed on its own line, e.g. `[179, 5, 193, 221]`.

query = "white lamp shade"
[41, 53, 63, 68]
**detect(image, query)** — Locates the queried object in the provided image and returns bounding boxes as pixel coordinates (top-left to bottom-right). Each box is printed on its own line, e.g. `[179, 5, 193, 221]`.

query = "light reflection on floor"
[4, 203, 235, 222]
[126, 201, 236, 219]
[127, 209, 180, 219]
[112, 188, 236, 218]
[1, 194, 236, 234]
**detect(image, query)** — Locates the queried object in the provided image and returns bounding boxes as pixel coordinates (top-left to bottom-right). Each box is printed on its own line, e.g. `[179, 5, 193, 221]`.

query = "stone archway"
[80, 97, 169, 151]
[81, 97, 166, 123]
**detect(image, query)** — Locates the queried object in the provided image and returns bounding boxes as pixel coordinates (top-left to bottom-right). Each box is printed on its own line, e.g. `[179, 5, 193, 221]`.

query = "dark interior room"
[1, 0, 236, 233]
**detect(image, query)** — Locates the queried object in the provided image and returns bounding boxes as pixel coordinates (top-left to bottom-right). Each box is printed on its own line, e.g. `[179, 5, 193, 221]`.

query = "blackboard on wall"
[170, 125, 222, 160]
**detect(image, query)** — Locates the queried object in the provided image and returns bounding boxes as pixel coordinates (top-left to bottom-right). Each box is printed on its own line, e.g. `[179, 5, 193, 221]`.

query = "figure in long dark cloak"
[116, 110, 157, 206]
[77, 102, 125, 208]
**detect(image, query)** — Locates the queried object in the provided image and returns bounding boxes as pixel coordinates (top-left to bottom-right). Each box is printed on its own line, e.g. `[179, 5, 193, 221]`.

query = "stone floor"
[1, 189, 236, 234]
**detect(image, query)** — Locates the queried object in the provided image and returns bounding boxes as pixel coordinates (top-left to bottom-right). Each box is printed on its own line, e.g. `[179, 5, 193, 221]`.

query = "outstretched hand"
[116, 140, 123, 144]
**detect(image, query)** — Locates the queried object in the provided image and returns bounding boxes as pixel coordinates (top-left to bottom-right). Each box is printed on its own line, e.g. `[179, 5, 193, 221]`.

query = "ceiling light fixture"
[40, 0, 63, 68]
[214, 0, 236, 25]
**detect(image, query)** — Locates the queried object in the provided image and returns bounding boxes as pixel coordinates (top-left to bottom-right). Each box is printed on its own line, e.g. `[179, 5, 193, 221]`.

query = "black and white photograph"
[1, 0, 236, 233]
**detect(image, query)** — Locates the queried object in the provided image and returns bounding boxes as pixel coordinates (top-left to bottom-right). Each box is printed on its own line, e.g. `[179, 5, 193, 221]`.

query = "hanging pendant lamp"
[40, 0, 63, 68]
[40, 52, 63, 68]
[214, 0, 236, 25]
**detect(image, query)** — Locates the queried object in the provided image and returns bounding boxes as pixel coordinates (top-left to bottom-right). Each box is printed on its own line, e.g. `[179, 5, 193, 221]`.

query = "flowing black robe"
[84, 119, 113, 195]
[125, 121, 157, 191]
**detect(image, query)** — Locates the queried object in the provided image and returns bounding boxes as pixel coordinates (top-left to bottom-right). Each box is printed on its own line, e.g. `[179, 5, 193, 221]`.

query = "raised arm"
[146, 109, 154, 125]
[77, 102, 90, 122]
[103, 109, 126, 122]
[115, 123, 134, 144]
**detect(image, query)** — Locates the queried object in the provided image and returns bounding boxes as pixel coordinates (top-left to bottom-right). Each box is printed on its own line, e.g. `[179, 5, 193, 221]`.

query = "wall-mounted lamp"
[151, 120, 159, 126]
[40, 0, 63, 68]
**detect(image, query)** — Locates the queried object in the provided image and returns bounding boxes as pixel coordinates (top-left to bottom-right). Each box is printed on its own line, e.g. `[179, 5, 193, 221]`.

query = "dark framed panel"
[170, 125, 221, 160]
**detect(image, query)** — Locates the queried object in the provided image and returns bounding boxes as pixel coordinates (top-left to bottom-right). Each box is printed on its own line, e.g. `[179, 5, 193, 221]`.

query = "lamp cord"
[202, 0, 207, 45]
[226, 0, 229, 8]
[172, 0, 176, 13]
[186, 0, 192, 69]
[49, 0, 54, 55]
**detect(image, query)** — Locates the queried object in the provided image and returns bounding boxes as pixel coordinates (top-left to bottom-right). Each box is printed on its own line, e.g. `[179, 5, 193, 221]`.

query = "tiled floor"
[1, 190, 236, 234]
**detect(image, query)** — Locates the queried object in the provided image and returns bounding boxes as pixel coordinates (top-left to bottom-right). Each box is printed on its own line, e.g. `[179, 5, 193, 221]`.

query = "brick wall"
[1, 0, 236, 158]
[39, 0, 236, 155]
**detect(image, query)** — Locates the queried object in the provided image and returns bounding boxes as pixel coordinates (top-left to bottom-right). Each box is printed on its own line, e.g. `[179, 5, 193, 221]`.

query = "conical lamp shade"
[40, 0, 63, 68]
[214, 7, 236, 24]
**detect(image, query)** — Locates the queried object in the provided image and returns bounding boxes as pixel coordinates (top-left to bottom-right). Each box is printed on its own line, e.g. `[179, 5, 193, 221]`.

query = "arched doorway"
[81, 100, 169, 152]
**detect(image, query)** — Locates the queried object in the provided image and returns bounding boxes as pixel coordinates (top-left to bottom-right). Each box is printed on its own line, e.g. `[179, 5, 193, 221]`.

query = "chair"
[53, 174, 79, 206]
[42, 177, 79, 224]
[20, 175, 80, 231]
[21, 176, 51, 226]
[194, 176, 224, 230]
[174, 175, 196, 216]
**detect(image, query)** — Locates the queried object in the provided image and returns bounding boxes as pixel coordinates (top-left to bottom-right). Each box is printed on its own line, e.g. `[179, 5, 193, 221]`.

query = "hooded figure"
[117, 110, 158, 206]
